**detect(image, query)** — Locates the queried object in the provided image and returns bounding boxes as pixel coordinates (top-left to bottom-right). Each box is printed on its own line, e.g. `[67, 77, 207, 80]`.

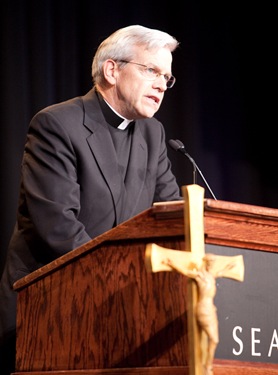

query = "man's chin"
[142, 109, 158, 118]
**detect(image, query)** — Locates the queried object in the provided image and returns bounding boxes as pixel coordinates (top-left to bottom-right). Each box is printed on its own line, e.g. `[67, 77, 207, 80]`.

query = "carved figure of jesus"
[163, 253, 238, 375]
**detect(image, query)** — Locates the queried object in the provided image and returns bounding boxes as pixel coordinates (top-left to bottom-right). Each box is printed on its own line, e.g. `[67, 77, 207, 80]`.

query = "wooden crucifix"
[145, 184, 244, 375]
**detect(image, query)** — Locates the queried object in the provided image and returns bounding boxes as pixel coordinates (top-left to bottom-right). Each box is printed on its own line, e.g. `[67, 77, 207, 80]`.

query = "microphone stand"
[168, 139, 217, 200]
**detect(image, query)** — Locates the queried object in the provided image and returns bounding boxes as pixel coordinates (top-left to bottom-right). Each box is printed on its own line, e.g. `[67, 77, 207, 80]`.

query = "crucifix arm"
[214, 260, 238, 278]
[162, 257, 199, 279]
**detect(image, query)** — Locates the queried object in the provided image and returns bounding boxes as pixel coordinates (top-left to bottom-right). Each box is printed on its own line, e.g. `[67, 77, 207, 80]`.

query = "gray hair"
[92, 25, 179, 86]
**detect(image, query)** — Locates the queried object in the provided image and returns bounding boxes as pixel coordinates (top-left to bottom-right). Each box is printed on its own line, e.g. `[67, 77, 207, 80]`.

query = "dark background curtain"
[0, 1, 276, 275]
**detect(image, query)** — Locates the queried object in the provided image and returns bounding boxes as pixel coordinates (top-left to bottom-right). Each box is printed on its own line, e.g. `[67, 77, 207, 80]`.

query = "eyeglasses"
[119, 60, 176, 89]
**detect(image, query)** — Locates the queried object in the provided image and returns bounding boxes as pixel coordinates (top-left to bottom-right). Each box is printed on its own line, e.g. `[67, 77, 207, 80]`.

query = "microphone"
[168, 139, 217, 200]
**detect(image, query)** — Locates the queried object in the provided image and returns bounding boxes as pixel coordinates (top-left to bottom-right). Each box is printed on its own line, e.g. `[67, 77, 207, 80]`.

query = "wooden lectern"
[13, 199, 278, 375]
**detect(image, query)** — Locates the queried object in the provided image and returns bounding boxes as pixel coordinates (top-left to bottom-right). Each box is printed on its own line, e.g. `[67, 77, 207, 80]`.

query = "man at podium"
[0, 25, 182, 374]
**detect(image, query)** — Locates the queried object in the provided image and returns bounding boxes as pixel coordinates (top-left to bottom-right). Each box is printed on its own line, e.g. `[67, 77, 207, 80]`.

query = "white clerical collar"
[103, 98, 133, 130]
[117, 119, 133, 130]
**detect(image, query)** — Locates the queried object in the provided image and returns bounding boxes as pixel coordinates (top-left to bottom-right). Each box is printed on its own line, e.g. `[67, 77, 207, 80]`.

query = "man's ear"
[102, 59, 118, 85]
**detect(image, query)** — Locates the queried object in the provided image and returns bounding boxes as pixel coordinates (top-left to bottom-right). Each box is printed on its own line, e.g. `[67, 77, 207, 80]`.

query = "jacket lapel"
[82, 90, 123, 224]
[81, 90, 147, 225]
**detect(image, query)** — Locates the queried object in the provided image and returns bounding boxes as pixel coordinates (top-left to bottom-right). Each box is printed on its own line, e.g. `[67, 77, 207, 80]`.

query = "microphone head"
[168, 139, 179, 151]
[175, 139, 185, 148]
[168, 139, 186, 152]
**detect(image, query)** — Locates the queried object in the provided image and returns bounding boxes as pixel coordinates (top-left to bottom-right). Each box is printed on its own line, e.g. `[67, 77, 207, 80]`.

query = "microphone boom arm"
[168, 139, 217, 200]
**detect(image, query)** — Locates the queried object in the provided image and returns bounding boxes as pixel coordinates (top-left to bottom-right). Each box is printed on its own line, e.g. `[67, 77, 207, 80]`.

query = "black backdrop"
[0, 1, 276, 275]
